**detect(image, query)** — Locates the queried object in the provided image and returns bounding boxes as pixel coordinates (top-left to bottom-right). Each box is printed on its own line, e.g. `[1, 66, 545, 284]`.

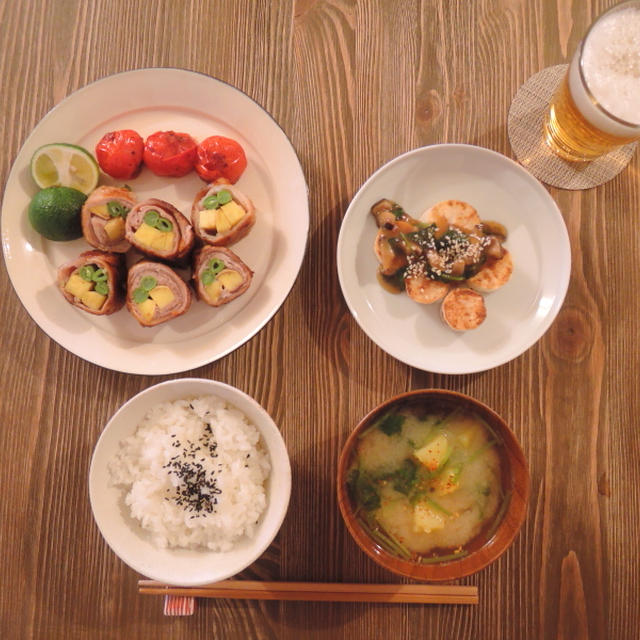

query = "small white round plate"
[89, 378, 291, 586]
[1, 68, 308, 374]
[337, 144, 571, 374]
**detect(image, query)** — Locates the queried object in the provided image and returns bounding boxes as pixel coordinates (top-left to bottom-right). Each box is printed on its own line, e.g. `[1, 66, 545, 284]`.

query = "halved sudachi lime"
[30, 143, 99, 195]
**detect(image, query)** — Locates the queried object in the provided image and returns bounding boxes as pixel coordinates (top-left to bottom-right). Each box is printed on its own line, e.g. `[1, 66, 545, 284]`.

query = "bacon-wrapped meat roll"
[193, 246, 253, 307]
[81, 186, 135, 253]
[125, 198, 194, 262]
[126, 260, 192, 327]
[191, 182, 255, 246]
[57, 250, 125, 315]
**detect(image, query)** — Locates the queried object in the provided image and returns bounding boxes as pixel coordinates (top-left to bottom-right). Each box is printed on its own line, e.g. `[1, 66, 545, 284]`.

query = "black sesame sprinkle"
[162, 425, 222, 518]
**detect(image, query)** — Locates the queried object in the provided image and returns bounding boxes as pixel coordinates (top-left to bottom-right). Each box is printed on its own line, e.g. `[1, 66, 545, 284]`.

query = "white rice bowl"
[89, 378, 291, 586]
[110, 396, 271, 551]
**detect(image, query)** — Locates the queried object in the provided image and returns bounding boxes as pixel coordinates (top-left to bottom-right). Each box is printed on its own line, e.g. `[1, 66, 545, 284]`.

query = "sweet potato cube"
[89, 204, 110, 219]
[133, 222, 161, 248]
[199, 209, 217, 230]
[216, 269, 243, 291]
[80, 290, 107, 310]
[104, 216, 125, 240]
[64, 273, 93, 298]
[148, 285, 175, 308]
[220, 201, 245, 226]
[136, 298, 157, 322]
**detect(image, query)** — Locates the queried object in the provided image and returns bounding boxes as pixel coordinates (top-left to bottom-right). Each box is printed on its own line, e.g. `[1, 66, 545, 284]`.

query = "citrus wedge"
[30, 143, 99, 195]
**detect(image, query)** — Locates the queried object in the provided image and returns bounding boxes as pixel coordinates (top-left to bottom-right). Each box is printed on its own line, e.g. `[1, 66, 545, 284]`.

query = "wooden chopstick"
[138, 580, 478, 604]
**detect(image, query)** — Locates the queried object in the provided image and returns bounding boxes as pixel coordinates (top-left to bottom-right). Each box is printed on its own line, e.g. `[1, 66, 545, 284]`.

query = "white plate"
[89, 378, 291, 586]
[337, 144, 571, 374]
[1, 68, 308, 374]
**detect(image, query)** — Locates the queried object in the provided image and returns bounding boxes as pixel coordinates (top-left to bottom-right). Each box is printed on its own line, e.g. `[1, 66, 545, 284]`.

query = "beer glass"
[543, 1, 640, 162]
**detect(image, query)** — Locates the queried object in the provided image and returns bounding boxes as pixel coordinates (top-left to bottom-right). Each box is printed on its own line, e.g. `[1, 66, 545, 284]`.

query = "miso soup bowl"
[337, 389, 529, 581]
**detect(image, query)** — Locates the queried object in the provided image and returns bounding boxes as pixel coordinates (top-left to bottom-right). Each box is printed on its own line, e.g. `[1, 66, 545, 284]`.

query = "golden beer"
[544, 75, 640, 162]
[543, 1, 640, 162]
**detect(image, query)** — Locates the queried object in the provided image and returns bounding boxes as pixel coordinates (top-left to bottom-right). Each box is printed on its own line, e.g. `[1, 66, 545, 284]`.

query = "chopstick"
[138, 580, 478, 605]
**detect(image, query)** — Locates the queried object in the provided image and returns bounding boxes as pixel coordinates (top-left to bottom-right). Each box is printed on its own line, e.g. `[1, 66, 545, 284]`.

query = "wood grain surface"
[1, 1, 638, 639]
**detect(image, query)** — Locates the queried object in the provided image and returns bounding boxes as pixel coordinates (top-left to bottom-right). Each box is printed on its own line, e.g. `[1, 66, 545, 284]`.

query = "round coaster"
[508, 64, 637, 190]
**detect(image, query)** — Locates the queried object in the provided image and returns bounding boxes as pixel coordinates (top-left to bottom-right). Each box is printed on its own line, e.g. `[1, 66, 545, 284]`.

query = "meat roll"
[57, 250, 125, 315]
[125, 198, 194, 261]
[81, 186, 136, 252]
[193, 246, 253, 307]
[126, 260, 192, 327]
[191, 182, 255, 246]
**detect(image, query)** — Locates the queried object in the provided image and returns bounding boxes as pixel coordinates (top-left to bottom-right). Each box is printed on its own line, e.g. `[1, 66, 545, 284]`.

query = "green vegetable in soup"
[358, 513, 412, 560]
[390, 458, 417, 495]
[420, 550, 468, 564]
[347, 469, 380, 511]
[424, 496, 452, 517]
[377, 413, 405, 436]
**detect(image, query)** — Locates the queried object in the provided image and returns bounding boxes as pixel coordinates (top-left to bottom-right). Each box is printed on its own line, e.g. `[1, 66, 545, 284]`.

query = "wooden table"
[1, 1, 637, 638]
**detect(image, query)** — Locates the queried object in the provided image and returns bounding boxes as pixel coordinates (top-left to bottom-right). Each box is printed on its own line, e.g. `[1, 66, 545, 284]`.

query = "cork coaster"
[508, 64, 637, 190]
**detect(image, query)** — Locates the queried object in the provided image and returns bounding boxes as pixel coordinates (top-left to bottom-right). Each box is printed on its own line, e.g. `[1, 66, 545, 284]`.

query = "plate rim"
[336, 142, 571, 374]
[1, 67, 309, 374]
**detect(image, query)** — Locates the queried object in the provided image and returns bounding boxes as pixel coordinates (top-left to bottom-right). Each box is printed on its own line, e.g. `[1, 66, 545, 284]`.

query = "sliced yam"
[420, 200, 481, 234]
[467, 249, 513, 292]
[373, 229, 405, 276]
[440, 287, 486, 331]
[405, 273, 450, 304]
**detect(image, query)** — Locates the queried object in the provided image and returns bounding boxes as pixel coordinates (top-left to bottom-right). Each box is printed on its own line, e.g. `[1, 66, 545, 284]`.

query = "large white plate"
[337, 144, 571, 374]
[1, 68, 308, 374]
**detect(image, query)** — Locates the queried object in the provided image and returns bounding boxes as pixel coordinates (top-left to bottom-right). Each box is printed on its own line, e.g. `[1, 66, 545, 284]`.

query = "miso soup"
[347, 403, 508, 563]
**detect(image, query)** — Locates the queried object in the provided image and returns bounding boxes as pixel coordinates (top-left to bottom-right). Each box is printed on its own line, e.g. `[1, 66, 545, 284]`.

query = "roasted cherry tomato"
[143, 131, 197, 177]
[95, 129, 144, 179]
[194, 136, 247, 183]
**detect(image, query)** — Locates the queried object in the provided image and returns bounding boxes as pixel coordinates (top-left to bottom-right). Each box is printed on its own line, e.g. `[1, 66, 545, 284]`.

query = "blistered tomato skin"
[143, 131, 198, 177]
[95, 130, 144, 179]
[195, 136, 247, 183]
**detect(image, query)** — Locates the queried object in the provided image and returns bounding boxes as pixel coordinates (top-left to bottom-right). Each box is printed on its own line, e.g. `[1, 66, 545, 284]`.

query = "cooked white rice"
[109, 395, 271, 551]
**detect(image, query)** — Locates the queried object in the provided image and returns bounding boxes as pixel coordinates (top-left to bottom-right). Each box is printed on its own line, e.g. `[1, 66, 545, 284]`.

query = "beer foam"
[581, 6, 640, 125]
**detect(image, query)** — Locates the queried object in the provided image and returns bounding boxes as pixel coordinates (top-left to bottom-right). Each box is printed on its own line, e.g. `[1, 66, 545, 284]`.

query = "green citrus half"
[30, 143, 99, 195]
[28, 186, 87, 241]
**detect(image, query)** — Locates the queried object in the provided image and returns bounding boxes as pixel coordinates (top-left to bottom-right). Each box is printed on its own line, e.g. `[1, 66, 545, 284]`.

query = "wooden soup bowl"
[337, 389, 529, 581]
